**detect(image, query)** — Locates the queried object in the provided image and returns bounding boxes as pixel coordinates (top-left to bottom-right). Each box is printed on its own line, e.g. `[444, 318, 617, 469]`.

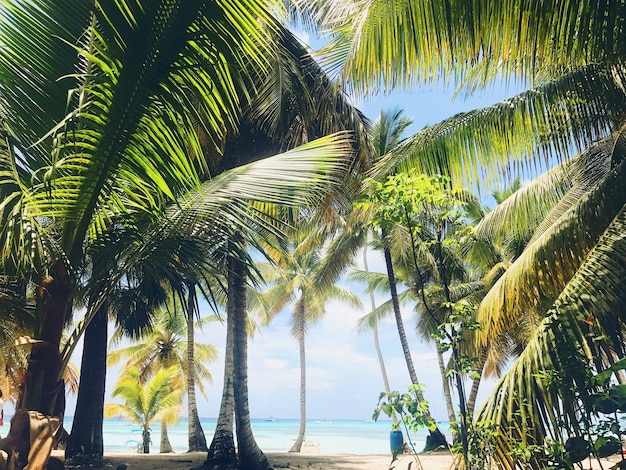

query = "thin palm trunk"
[160, 420, 173, 453]
[204, 285, 238, 469]
[382, 234, 447, 451]
[231, 255, 271, 470]
[66, 298, 107, 463]
[363, 248, 397, 425]
[187, 286, 208, 452]
[289, 299, 307, 453]
[142, 426, 150, 454]
[466, 348, 487, 416]
[435, 339, 457, 426]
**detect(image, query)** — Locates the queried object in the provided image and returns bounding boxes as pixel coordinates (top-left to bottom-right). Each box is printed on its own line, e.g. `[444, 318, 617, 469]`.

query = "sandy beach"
[53, 450, 626, 470]
[54, 450, 456, 470]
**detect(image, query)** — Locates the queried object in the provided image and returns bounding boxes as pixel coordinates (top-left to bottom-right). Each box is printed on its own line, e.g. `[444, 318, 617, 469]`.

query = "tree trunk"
[382, 239, 447, 451]
[160, 420, 173, 453]
[289, 300, 306, 453]
[435, 340, 457, 426]
[466, 348, 487, 417]
[204, 283, 238, 470]
[65, 299, 108, 463]
[230, 256, 272, 470]
[142, 427, 150, 454]
[363, 247, 397, 425]
[187, 285, 208, 452]
[23, 260, 71, 417]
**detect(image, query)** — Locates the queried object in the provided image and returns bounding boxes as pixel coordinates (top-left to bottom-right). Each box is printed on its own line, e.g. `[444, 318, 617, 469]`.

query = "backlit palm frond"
[477, 149, 626, 349]
[371, 64, 626, 189]
[355, 290, 412, 333]
[478, 202, 626, 468]
[171, 133, 352, 247]
[0, 0, 279, 270]
[318, 0, 626, 93]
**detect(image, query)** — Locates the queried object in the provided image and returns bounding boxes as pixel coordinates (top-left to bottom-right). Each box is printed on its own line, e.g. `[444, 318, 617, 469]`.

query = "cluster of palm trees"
[0, 0, 625, 469]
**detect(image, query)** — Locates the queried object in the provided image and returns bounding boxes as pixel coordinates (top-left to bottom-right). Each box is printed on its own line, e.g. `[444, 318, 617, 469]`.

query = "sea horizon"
[54, 416, 451, 455]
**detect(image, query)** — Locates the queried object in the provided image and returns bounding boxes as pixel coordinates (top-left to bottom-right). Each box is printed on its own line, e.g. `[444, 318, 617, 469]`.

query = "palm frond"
[478, 201, 626, 467]
[477, 141, 626, 348]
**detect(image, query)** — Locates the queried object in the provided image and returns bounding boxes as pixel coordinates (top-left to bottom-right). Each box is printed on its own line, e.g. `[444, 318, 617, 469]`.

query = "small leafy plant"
[373, 384, 435, 468]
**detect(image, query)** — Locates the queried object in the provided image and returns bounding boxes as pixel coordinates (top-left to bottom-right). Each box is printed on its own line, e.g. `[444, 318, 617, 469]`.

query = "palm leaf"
[477, 136, 626, 348]
[478, 200, 626, 468]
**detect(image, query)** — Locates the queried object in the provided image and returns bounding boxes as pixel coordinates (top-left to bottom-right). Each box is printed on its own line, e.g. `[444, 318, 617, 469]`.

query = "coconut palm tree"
[0, 3, 358, 468]
[105, 367, 182, 454]
[315, 2, 626, 466]
[108, 304, 218, 453]
[252, 232, 362, 453]
[0, 0, 281, 419]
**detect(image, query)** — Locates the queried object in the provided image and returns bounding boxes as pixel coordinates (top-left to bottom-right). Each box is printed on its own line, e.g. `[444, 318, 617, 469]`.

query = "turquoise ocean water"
[61, 417, 450, 455]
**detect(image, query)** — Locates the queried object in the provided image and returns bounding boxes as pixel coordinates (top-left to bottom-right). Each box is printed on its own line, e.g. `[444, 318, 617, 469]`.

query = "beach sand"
[54, 450, 456, 470]
[53, 450, 624, 469]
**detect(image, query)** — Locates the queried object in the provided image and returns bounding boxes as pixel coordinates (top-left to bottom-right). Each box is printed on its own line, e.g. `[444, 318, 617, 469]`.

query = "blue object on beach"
[390, 430, 404, 454]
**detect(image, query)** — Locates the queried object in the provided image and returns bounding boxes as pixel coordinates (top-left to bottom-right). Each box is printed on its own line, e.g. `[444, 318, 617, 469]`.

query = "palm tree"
[0, 0, 283, 419]
[109, 304, 217, 453]
[0, 3, 357, 468]
[105, 367, 182, 454]
[355, 244, 398, 426]
[316, 2, 626, 466]
[252, 233, 362, 453]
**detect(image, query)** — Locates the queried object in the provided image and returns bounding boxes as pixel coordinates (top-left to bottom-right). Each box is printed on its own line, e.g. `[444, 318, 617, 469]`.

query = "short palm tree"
[109, 306, 217, 453]
[105, 367, 182, 454]
[253, 232, 362, 453]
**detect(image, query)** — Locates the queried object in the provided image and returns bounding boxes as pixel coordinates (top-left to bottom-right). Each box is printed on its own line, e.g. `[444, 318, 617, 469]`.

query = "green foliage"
[372, 384, 435, 434]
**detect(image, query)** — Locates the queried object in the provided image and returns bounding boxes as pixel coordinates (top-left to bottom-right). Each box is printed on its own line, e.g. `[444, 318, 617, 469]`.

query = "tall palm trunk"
[66, 298, 108, 463]
[187, 285, 208, 452]
[435, 339, 457, 426]
[204, 286, 238, 469]
[289, 298, 307, 453]
[230, 255, 271, 470]
[363, 248, 397, 425]
[23, 260, 71, 417]
[381, 235, 447, 451]
[160, 420, 173, 453]
[466, 348, 487, 417]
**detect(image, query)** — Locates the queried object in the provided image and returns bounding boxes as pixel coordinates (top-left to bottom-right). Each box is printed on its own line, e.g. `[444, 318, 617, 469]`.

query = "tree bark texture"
[66, 300, 108, 463]
[289, 299, 306, 453]
[160, 420, 173, 453]
[230, 256, 272, 470]
[23, 260, 71, 417]
[204, 260, 238, 470]
[187, 286, 208, 452]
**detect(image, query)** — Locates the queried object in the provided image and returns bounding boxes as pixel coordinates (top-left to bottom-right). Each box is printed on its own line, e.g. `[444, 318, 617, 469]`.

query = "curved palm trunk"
[382, 239, 447, 451]
[230, 256, 272, 470]
[187, 286, 208, 452]
[160, 420, 173, 453]
[23, 260, 71, 417]
[204, 288, 238, 469]
[435, 340, 457, 426]
[363, 248, 397, 425]
[289, 299, 306, 453]
[466, 348, 487, 417]
[66, 299, 108, 463]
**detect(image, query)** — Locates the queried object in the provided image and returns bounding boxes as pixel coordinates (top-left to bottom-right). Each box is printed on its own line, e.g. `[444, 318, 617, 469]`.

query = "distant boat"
[265, 417, 277, 422]
[314, 420, 334, 425]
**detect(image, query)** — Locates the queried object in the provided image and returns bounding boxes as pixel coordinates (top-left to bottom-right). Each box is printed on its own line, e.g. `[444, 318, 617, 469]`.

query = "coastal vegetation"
[0, 1, 624, 470]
